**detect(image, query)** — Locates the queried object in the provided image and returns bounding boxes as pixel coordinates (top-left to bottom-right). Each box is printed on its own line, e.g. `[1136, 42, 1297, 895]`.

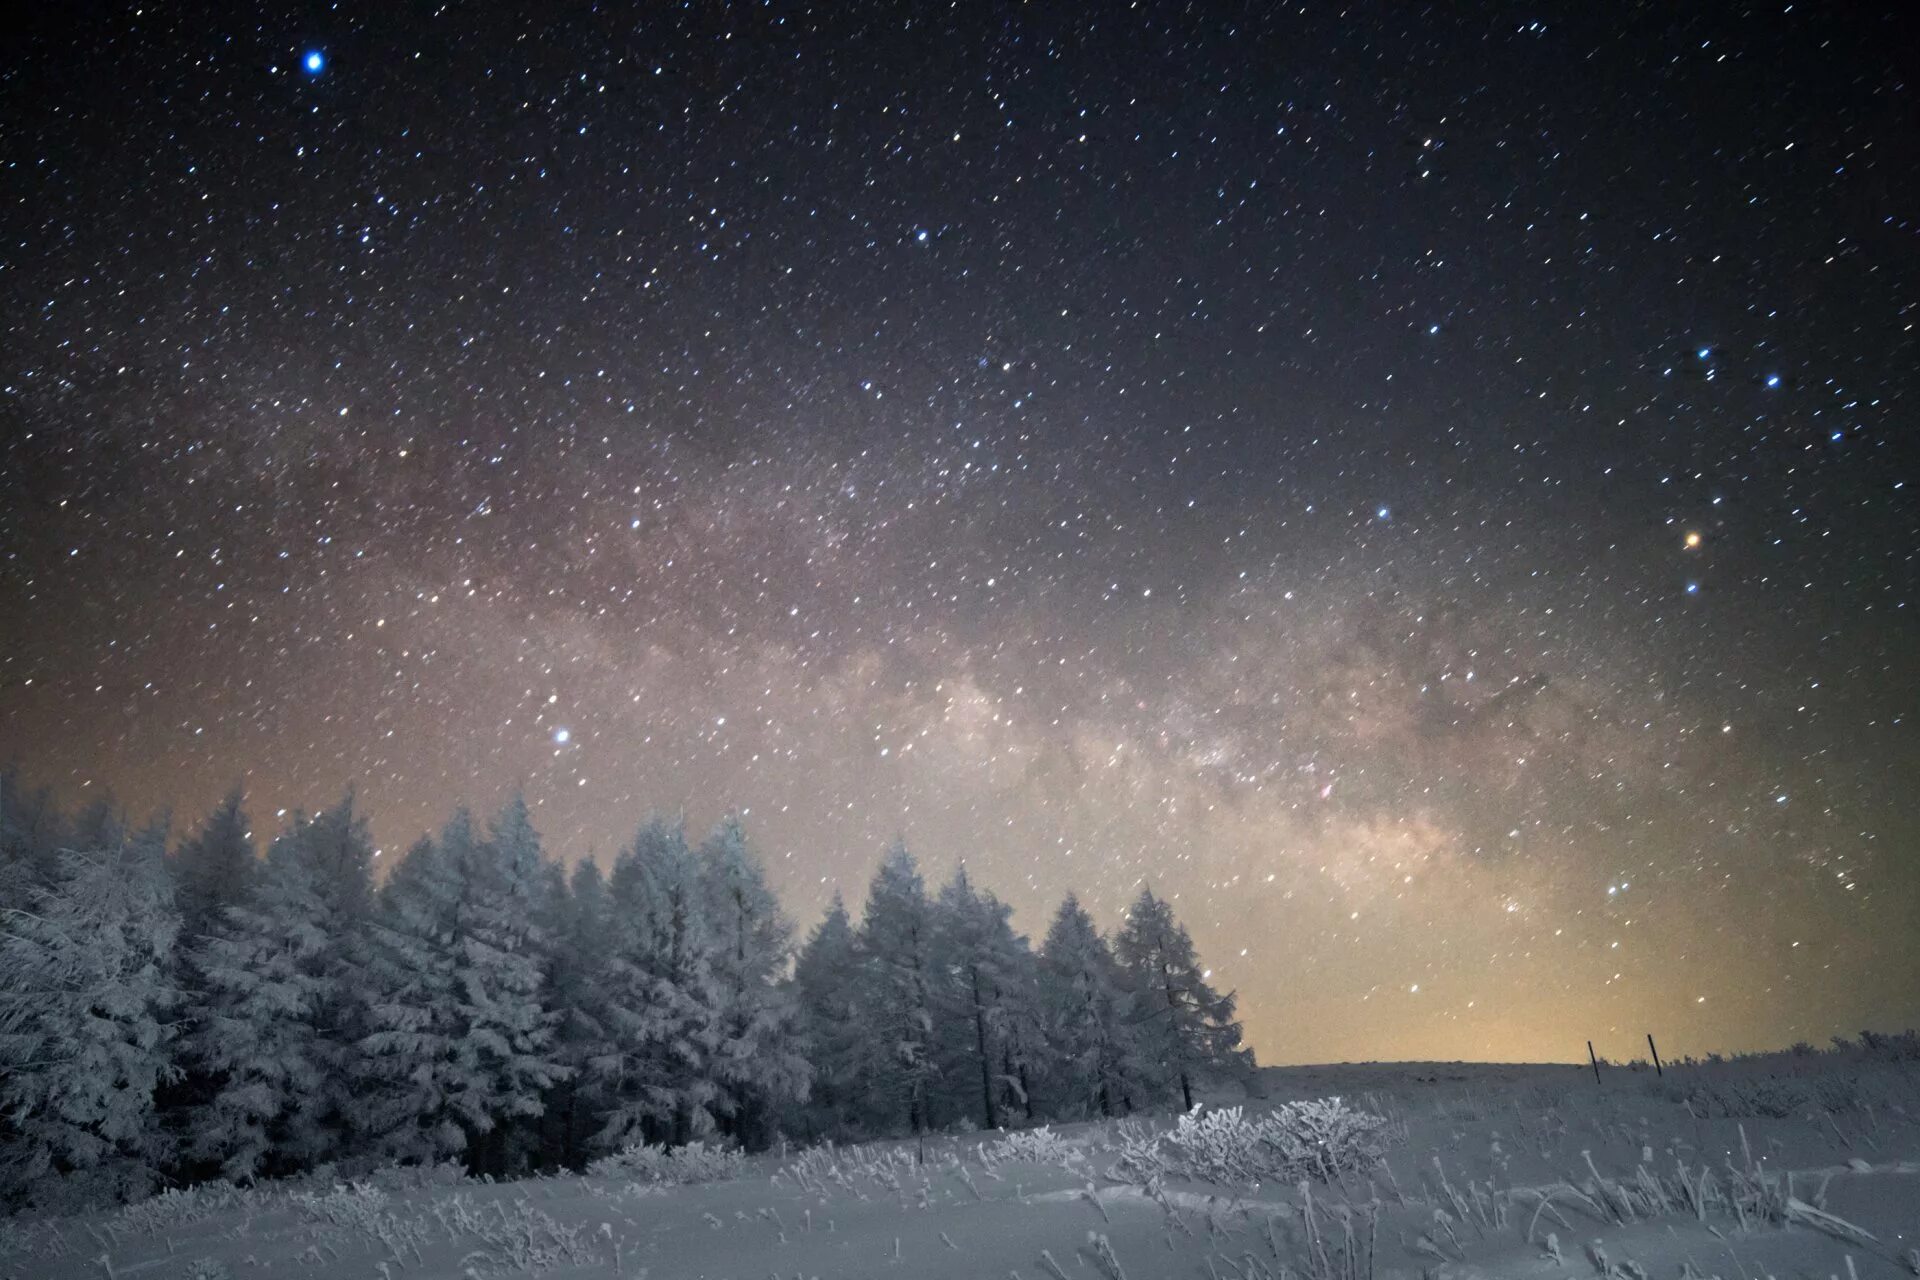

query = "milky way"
[3, 4, 1916, 1063]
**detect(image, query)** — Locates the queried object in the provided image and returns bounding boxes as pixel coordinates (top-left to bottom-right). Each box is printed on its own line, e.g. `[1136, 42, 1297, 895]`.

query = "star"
[303, 50, 325, 74]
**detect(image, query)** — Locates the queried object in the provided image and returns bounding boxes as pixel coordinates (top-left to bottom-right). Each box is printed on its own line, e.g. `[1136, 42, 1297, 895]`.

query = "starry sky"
[3, 3, 1917, 1066]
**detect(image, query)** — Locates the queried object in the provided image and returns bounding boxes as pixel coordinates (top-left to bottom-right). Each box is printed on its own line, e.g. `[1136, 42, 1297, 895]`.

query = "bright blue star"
[1685, 581, 1700, 595]
[1696, 346, 1711, 360]
[303, 50, 325, 74]
[1765, 374, 1781, 388]
[1375, 506, 1390, 521]
[553, 727, 570, 745]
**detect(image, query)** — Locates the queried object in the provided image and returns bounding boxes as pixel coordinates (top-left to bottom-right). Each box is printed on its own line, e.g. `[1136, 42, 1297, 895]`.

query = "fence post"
[1647, 1033, 1663, 1077]
[1588, 1040, 1602, 1085]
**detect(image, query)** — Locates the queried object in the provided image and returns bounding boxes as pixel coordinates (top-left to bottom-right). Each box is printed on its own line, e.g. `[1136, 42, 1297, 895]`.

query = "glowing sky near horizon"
[3, 3, 1916, 1064]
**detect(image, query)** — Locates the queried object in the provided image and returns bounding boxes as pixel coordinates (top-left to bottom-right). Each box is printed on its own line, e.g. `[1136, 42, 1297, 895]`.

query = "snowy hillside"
[5, 1054, 1914, 1279]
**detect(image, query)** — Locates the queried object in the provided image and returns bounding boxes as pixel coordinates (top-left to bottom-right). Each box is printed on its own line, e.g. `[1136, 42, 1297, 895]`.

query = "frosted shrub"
[116, 1182, 264, 1234]
[1131, 1098, 1395, 1187]
[983, 1125, 1078, 1166]
[585, 1139, 744, 1185]
[358, 1159, 476, 1191]
[1264, 1096, 1395, 1181]
[446, 1195, 602, 1274]
[289, 1182, 393, 1233]
[1111, 1119, 1169, 1183]
[1164, 1107, 1271, 1185]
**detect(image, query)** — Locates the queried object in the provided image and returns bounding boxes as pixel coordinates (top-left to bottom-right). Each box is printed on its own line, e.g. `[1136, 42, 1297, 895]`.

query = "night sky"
[4, 4, 1917, 1065]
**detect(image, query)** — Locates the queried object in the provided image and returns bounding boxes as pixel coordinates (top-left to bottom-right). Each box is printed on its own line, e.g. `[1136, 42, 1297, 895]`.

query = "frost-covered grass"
[583, 1137, 744, 1185]
[3, 1058, 1917, 1279]
[1110, 1097, 1399, 1187]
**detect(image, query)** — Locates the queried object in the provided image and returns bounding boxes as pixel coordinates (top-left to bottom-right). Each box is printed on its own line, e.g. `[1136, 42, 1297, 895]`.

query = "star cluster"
[3, 3, 1916, 1063]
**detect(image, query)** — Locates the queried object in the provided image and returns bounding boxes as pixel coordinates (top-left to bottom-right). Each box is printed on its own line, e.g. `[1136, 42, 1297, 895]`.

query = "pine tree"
[358, 801, 565, 1174]
[543, 856, 614, 1166]
[0, 824, 180, 1209]
[188, 805, 369, 1181]
[170, 787, 255, 945]
[1037, 894, 1138, 1119]
[1113, 888, 1253, 1111]
[594, 817, 720, 1149]
[465, 794, 566, 1174]
[855, 841, 939, 1134]
[696, 815, 809, 1147]
[357, 825, 464, 1165]
[931, 867, 1037, 1130]
[789, 893, 863, 1139]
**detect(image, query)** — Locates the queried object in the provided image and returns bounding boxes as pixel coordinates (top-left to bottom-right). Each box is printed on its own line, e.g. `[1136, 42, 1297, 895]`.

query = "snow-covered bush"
[116, 1182, 266, 1234]
[585, 1139, 743, 1185]
[982, 1125, 1078, 1166]
[288, 1182, 393, 1233]
[1111, 1118, 1168, 1184]
[1164, 1106, 1270, 1184]
[356, 1158, 476, 1192]
[1121, 1098, 1395, 1187]
[443, 1194, 602, 1274]
[1263, 1096, 1396, 1181]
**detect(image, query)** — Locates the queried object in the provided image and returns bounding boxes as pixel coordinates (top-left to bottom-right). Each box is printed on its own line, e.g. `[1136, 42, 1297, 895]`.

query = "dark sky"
[3, 3, 1917, 1064]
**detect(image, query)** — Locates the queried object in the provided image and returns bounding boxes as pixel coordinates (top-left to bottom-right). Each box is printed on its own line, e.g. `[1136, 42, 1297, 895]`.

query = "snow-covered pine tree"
[0, 822, 181, 1210]
[187, 799, 373, 1181]
[169, 787, 255, 945]
[356, 822, 464, 1165]
[696, 815, 808, 1147]
[357, 799, 565, 1175]
[854, 841, 939, 1134]
[1112, 887, 1253, 1111]
[930, 867, 1036, 1131]
[542, 855, 615, 1167]
[594, 817, 721, 1149]
[1037, 894, 1138, 1119]
[787, 892, 863, 1139]
[464, 794, 566, 1174]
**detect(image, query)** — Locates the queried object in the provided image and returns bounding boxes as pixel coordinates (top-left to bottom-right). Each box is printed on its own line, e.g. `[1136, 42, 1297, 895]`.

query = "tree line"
[0, 771, 1253, 1212]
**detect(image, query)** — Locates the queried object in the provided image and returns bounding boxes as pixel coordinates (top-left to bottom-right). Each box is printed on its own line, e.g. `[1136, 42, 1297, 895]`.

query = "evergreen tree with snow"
[854, 841, 939, 1134]
[0, 822, 181, 1209]
[931, 866, 1037, 1130]
[1036, 894, 1139, 1119]
[542, 856, 615, 1166]
[594, 817, 721, 1148]
[696, 815, 809, 1146]
[1113, 887, 1252, 1111]
[465, 794, 566, 1173]
[187, 799, 372, 1181]
[358, 799, 565, 1175]
[788, 892, 863, 1139]
[357, 825, 464, 1164]
[170, 787, 255, 945]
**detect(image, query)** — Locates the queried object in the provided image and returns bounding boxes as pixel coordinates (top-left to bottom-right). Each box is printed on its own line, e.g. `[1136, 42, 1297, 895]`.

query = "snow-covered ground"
[5, 1056, 1915, 1279]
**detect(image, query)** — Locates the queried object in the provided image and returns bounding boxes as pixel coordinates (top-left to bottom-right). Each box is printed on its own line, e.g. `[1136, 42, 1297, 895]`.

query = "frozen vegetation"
[1, 1047, 1916, 1278]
